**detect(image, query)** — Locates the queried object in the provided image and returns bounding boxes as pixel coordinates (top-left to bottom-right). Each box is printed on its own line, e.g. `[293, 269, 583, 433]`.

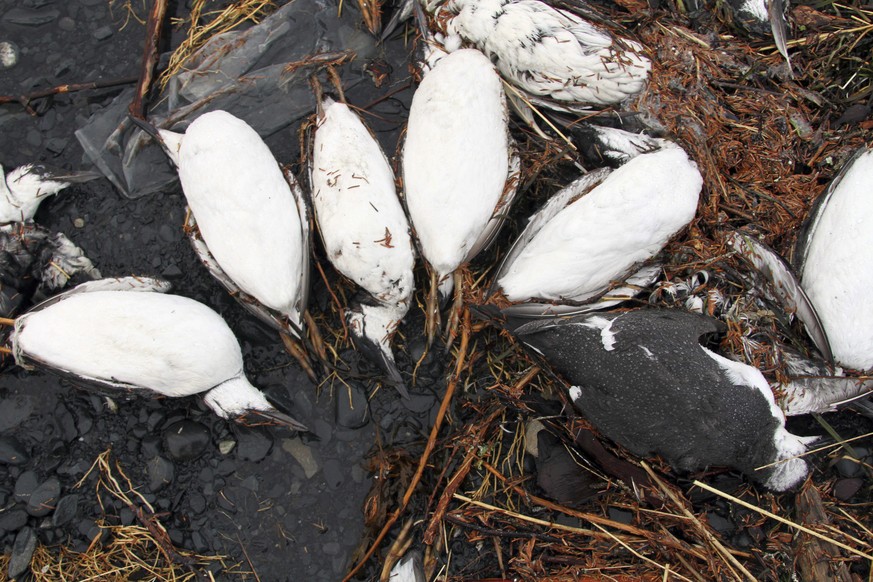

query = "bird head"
[204, 376, 307, 431]
[346, 302, 409, 398]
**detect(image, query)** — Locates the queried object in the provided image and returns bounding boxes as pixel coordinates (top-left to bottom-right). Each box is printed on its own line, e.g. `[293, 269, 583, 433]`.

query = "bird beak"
[237, 409, 309, 432]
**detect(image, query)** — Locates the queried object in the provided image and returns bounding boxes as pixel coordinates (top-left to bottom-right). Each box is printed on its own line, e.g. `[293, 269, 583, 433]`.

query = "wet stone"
[3, 7, 59, 26]
[282, 437, 319, 479]
[26, 477, 60, 517]
[607, 507, 634, 525]
[401, 392, 436, 414]
[240, 475, 260, 493]
[92, 25, 113, 41]
[706, 512, 734, 536]
[14, 470, 38, 503]
[163, 420, 210, 461]
[188, 493, 207, 515]
[323, 459, 344, 489]
[0, 437, 29, 465]
[8, 527, 36, 580]
[140, 434, 162, 458]
[833, 478, 863, 501]
[835, 456, 862, 478]
[52, 494, 79, 527]
[236, 429, 272, 462]
[0, 509, 28, 533]
[58, 16, 75, 31]
[336, 384, 369, 429]
[146, 456, 174, 492]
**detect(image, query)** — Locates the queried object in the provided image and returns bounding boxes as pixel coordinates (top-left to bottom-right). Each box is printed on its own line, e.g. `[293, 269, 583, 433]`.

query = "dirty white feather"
[497, 146, 701, 303]
[403, 48, 519, 283]
[158, 110, 308, 331]
[444, 0, 651, 107]
[799, 148, 873, 371]
[11, 278, 297, 424]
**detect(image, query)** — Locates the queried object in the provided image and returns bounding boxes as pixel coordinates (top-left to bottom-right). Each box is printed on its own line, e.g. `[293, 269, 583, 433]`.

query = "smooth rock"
[706, 512, 735, 535]
[336, 384, 369, 429]
[14, 471, 38, 503]
[833, 478, 863, 501]
[3, 7, 59, 26]
[282, 437, 319, 479]
[146, 456, 174, 492]
[92, 25, 113, 40]
[0, 509, 28, 533]
[236, 429, 272, 462]
[0, 437, 29, 465]
[163, 420, 210, 461]
[218, 440, 236, 455]
[188, 493, 206, 515]
[0, 41, 19, 69]
[323, 459, 344, 489]
[26, 477, 60, 517]
[58, 16, 75, 31]
[8, 527, 36, 579]
[52, 494, 79, 526]
[835, 456, 862, 478]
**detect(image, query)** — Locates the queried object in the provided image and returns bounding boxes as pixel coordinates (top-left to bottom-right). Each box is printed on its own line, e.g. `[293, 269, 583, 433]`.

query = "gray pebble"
[0, 509, 28, 534]
[58, 16, 75, 31]
[236, 429, 272, 462]
[4, 7, 59, 26]
[188, 493, 206, 515]
[163, 420, 210, 461]
[52, 494, 79, 527]
[336, 384, 369, 429]
[146, 456, 174, 492]
[0, 437, 29, 465]
[835, 456, 862, 478]
[322, 459, 344, 489]
[92, 25, 113, 41]
[833, 478, 863, 501]
[14, 470, 38, 503]
[26, 477, 60, 517]
[8, 527, 36, 580]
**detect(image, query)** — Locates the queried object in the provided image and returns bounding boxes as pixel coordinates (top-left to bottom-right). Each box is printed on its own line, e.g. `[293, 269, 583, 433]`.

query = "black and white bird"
[795, 147, 873, 372]
[403, 48, 520, 343]
[509, 308, 816, 491]
[6, 277, 307, 430]
[0, 223, 101, 317]
[440, 0, 651, 110]
[136, 110, 318, 378]
[309, 96, 415, 394]
[493, 144, 701, 316]
[0, 163, 100, 224]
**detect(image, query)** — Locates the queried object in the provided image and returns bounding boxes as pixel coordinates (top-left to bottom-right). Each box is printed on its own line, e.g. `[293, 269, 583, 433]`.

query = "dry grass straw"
[158, 0, 277, 90]
[0, 449, 226, 581]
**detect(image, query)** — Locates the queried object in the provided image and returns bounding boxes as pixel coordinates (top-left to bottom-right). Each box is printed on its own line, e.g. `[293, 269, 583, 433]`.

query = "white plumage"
[443, 0, 651, 108]
[496, 145, 701, 304]
[10, 277, 305, 429]
[156, 110, 309, 334]
[310, 97, 415, 389]
[404, 48, 519, 289]
[0, 163, 99, 224]
[798, 148, 873, 371]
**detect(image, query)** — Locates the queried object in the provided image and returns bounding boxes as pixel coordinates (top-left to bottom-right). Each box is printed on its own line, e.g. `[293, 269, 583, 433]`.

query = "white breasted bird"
[795, 147, 873, 372]
[441, 0, 651, 110]
[507, 308, 816, 491]
[134, 110, 319, 380]
[3, 277, 307, 430]
[403, 48, 520, 344]
[309, 96, 415, 395]
[493, 145, 701, 316]
[0, 163, 100, 224]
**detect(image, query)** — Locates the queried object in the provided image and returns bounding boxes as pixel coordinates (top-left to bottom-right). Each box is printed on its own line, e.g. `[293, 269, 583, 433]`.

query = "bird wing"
[186, 212, 291, 335]
[492, 168, 610, 296]
[286, 167, 311, 325]
[25, 276, 172, 314]
[729, 230, 833, 363]
[793, 147, 869, 275]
